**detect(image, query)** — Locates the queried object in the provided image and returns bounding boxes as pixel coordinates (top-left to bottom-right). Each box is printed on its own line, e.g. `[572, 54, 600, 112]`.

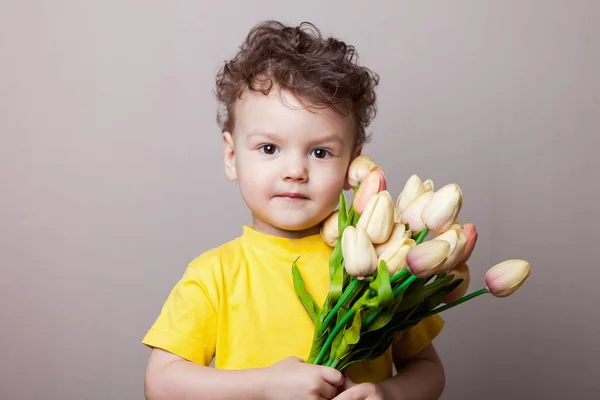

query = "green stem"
[393, 274, 417, 296]
[329, 358, 340, 369]
[313, 309, 356, 365]
[407, 288, 489, 322]
[415, 228, 429, 245]
[322, 278, 360, 332]
[390, 268, 409, 284]
[316, 226, 430, 364]
[363, 275, 418, 326]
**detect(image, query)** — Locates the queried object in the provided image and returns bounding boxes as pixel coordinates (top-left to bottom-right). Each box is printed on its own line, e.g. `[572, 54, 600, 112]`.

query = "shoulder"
[185, 235, 245, 280]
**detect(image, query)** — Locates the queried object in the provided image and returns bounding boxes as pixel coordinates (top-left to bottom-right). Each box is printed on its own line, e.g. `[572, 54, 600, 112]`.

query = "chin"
[265, 215, 323, 233]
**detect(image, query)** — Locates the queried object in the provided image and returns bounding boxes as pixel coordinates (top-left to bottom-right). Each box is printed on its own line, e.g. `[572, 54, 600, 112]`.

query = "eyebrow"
[246, 130, 344, 145]
[246, 131, 280, 141]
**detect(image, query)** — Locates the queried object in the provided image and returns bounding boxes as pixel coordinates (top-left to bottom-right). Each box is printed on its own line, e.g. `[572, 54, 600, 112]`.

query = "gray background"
[1, 0, 599, 399]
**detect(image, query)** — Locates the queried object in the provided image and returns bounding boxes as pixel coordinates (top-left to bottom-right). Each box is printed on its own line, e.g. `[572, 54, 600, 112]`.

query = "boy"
[143, 20, 477, 400]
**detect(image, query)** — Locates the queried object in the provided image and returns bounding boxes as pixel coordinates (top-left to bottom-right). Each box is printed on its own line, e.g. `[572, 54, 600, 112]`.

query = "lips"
[277, 192, 309, 199]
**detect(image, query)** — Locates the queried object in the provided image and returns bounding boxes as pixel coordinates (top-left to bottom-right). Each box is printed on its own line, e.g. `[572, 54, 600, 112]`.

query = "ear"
[343, 146, 363, 190]
[222, 131, 237, 181]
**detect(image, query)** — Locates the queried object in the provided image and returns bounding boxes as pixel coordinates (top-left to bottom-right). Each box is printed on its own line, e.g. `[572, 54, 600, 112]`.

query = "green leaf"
[422, 278, 463, 311]
[292, 261, 320, 323]
[330, 258, 345, 304]
[365, 261, 394, 308]
[363, 307, 393, 333]
[306, 320, 329, 363]
[394, 275, 455, 312]
[335, 308, 363, 361]
[338, 193, 348, 233]
[329, 240, 343, 282]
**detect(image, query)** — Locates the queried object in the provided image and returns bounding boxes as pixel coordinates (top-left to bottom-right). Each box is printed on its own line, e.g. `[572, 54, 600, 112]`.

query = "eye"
[311, 148, 331, 159]
[258, 144, 279, 155]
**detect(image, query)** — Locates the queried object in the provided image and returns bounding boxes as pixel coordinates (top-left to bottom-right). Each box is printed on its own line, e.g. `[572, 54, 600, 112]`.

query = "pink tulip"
[485, 259, 531, 297]
[353, 166, 386, 215]
[461, 223, 478, 264]
[406, 239, 451, 278]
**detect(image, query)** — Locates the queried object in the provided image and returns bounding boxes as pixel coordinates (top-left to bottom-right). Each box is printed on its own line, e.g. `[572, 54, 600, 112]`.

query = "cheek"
[312, 167, 346, 202]
[237, 162, 275, 201]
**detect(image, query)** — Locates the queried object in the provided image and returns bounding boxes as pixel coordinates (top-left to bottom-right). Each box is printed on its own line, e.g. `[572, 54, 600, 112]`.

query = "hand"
[333, 376, 384, 400]
[461, 223, 478, 264]
[262, 356, 345, 400]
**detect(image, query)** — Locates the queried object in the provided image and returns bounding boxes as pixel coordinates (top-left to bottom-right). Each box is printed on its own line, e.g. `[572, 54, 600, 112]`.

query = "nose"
[282, 154, 308, 182]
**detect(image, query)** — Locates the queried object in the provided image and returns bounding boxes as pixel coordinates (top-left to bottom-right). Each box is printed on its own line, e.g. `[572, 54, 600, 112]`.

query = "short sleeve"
[142, 256, 219, 366]
[392, 315, 445, 360]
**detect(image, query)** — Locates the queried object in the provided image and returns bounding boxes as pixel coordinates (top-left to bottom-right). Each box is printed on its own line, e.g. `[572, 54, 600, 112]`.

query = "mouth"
[276, 192, 309, 200]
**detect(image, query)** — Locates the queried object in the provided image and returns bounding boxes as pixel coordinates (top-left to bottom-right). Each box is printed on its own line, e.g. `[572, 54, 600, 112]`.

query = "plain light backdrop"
[1, 0, 599, 399]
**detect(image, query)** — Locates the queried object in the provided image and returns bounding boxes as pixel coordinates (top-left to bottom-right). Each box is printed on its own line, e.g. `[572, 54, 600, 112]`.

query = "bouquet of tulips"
[291, 156, 531, 371]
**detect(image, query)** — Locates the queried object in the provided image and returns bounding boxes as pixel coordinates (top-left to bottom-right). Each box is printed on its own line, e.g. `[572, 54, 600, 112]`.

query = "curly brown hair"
[215, 20, 380, 147]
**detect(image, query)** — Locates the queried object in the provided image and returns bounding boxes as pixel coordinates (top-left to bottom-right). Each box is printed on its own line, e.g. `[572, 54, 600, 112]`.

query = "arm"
[144, 348, 265, 400]
[334, 344, 445, 400]
[144, 348, 345, 400]
[380, 343, 445, 400]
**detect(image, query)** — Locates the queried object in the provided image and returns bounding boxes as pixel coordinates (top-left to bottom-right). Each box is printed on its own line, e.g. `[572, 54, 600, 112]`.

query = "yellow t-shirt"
[142, 226, 444, 383]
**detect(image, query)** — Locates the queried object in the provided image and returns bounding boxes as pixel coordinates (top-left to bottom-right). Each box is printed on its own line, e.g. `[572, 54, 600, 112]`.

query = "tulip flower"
[434, 227, 468, 272]
[400, 190, 434, 233]
[341, 226, 378, 279]
[485, 259, 531, 297]
[347, 155, 375, 188]
[406, 239, 451, 278]
[378, 237, 416, 276]
[374, 223, 411, 257]
[353, 166, 386, 215]
[443, 262, 470, 303]
[395, 175, 424, 214]
[356, 191, 395, 244]
[423, 179, 434, 192]
[460, 223, 478, 264]
[421, 183, 463, 233]
[320, 211, 339, 247]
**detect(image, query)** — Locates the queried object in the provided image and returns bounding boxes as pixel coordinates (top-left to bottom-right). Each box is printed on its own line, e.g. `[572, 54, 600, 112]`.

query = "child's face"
[223, 88, 359, 238]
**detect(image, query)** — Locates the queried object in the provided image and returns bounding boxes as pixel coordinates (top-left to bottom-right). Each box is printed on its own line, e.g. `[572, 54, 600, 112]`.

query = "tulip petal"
[423, 179, 434, 192]
[461, 223, 478, 264]
[353, 166, 386, 215]
[400, 190, 433, 233]
[406, 239, 450, 278]
[436, 228, 468, 272]
[347, 155, 375, 188]
[421, 183, 463, 233]
[342, 226, 378, 278]
[378, 238, 415, 276]
[485, 259, 531, 297]
[320, 211, 339, 247]
[375, 223, 407, 257]
[396, 175, 424, 214]
[357, 191, 395, 244]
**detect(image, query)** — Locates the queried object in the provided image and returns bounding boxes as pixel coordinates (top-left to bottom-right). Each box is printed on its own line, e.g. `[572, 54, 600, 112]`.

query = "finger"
[461, 223, 478, 263]
[320, 366, 345, 387]
[332, 386, 361, 400]
[319, 382, 339, 400]
[341, 376, 358, 391]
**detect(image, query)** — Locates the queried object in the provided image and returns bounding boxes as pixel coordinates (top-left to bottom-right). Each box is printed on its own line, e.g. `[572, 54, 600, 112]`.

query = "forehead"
[232, 88, 355, 142]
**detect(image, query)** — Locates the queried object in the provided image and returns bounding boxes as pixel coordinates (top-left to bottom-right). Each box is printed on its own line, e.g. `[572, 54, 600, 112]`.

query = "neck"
[251, 216, 322, 239]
